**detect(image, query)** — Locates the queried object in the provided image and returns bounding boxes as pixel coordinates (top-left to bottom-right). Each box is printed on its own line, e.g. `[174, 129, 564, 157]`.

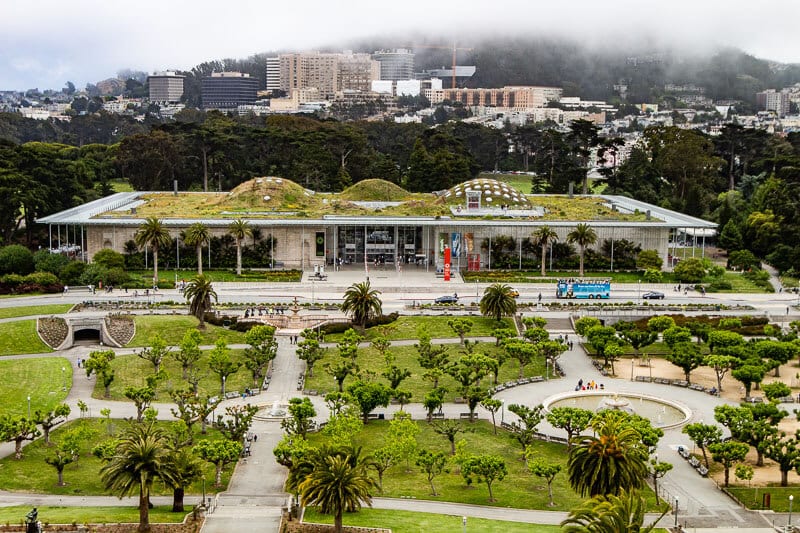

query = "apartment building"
[425, 86, 563, 110]
[756, 89, 790, 117]
[201, 72, 258, 109]
[279, 52, 379, 99]
[147, 72, 185, 103]
[265, 57, 281, 92]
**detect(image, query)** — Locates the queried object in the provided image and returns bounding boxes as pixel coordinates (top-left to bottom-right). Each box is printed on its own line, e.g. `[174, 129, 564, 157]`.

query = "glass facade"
[336, 225, 423, 265]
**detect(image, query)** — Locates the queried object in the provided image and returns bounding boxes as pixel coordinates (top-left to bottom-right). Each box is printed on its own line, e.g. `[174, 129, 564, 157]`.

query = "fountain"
[544, 391, 690, 429]
[267, 400, 287, 418]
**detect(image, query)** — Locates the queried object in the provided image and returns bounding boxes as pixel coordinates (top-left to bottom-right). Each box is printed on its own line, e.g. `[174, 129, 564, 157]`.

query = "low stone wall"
[0, 525, 200, 533]
[284, 523, 390, 533]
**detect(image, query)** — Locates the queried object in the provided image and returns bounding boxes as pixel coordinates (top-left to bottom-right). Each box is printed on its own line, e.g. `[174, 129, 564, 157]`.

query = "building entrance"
[336, 226, 423, 265]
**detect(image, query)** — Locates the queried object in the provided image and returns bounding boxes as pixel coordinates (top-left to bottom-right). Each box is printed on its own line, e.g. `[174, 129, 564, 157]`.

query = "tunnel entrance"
[73, 328, 101, 344]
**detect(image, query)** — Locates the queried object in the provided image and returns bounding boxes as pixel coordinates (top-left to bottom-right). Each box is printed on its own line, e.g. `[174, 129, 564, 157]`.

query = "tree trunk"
[57, 469, 64, 486]
[43, 427, 51, 445]
[429, 479, 438, 496]
[724, 467, 730, 487]
[756, 449, 764, 467]
[215, 464, 223, 486]
[138, 492, 151, 533]
[487, 482, 495, 502]
[172, 487, 185, 512]
[701, 447, 710, 469]
[202, 147, 209, 192]
[490, 413, 497, 435]
[449, 439, 456, 456]
[519, 360, 525, 379]
[541, 245, 547, 277]
[684, 370, 691, 384]
[236, 240, 242, 276]
[196, 245, 203, 275]
[781, 469, 789, 487]
[548, 482, 555, 506]
[15, 439, 23, 459]
[152, 247, 159, 286]
[334, 511, 343, 533]
[579, 248, 585, 277]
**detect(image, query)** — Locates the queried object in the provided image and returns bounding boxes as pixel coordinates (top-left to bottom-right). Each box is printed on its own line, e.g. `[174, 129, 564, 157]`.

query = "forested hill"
[354, 36, 800, 103]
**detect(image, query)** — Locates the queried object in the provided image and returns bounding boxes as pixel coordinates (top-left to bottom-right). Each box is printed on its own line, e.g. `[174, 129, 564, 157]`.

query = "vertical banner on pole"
[444, 246, 451, 281]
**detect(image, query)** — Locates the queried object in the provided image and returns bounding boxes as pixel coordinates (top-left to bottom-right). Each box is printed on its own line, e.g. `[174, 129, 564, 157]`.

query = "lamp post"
[27, 395, 31, 419]
[62, 367, 66, 392]
[638, 279, 641, 305]
[202, 476, 206, 509]
[631, 357, 635, 381]
[790, 494, 794, 528]
[674, 497, 679, 527]
[462, 516, 466, 533]
[500, 400, 505, 425]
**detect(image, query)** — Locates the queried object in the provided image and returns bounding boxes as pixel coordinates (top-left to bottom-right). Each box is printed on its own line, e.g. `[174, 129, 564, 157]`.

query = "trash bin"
[763, 492, 771, 508]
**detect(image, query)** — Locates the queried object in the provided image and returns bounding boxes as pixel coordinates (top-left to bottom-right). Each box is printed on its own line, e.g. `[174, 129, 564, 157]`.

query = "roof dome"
[447, 178, 531, 207]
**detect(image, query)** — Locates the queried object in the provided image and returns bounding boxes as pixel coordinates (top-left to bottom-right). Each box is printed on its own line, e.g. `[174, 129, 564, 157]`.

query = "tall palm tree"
[228, 219, 252, 275]
[533, 226, 559, 277]
[341, 281, 382, 329]
[134, 218, 171, 285]
[100, 423, 175, 533]
[561, 489, 667, 533]
[567, 223, 598, 277]
[480, 283, 517, 322]
[184, 222, 211, 275]
[184, 274, 217, 329]
[299, 451, 378, 533]
[568, 411, 649, 497]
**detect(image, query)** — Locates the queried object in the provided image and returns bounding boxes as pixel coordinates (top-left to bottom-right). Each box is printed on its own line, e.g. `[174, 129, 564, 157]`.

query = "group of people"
[576, 378, 604, 391]
[244, 307, 284, 318]
[288, 335, 300, 344]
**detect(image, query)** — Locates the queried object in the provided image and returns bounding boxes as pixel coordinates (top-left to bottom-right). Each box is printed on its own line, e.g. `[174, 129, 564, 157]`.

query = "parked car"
[434, 294, 459, 304]
[642, 291, 665, 300]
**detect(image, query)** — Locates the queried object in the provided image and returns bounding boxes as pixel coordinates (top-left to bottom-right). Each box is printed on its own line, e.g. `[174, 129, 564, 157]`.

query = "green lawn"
[0, 320, 53, 355]
[485, 172, 534, 194]
[306, 419, 659, 511]
[303, 343, 549, 401]
[110, 179, 134, 193]
[0, 304, 72, 320]
[127, 315, 247, 347]
[130, 269, 301, 283]
[584, 342, 710, 358]
[0, 505, 191, 524]
[0, 419, 234, 496]
[303, 508, 560, 533]
[95, 349, 256, 401]
[462, 270, 680, 284]
[0, 358, 71, 417]
[716, 272, 771, 293]
[325, 316, 515, 343]
[727, 486, 800, 511]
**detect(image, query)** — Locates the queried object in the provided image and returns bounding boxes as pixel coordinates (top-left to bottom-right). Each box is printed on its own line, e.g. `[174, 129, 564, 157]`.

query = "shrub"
[33, 249, 70, 275]
[673, 257, 707, 283]
[643, 269, 662, 283]
[706, 280, 732, 292]
[0, 244, 34, 275]
[637, 249, 663, 271]
[60, 261, 86, 285]
[92, 248, 126, 270]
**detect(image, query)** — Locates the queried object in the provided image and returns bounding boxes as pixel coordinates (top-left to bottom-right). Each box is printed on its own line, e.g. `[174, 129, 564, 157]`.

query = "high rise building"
[372, 49, 415, 81]
[425, 86, 562, 110]
[279, 52, 380, 99]
[265, 57, 281, 92]
[756, 89, 790, 117]
[148, 72, 185, 103]
[201, 72, 258, 109]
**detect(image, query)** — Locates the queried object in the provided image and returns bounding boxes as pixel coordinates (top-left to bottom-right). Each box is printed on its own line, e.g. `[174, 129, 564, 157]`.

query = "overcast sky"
[2, 0, 800, 91]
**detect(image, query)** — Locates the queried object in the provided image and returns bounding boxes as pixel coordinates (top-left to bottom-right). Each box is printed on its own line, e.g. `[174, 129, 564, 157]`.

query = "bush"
[33, 249, 70, 275]
[364, 312, 399, 328]
[706, 280, 732, 292]
[0, 244, 34, 275]
[321, 322, 352, 335]
[0, 272, 62, 294]
[59, 261, 86, 285]
[92, 249, 126, 270]
[202, 312, 257, 332]
[673, 257, 707, 283]
[79, 263, 109, 286]
[643, 269, 662, 283]
[637, 249, 663, 271]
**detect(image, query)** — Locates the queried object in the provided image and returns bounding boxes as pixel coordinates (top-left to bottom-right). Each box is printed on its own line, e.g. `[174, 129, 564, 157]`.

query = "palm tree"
[299, 451, 378, 533]
[561, 489, 667, 533]
[567, 223, 598, 277]
[134, 218, 171, 285]
[228, 219, 252, 276]
[100, 423, 175, 533]
[480, 283, 517, 322]
[533, 226, 559, 277]
[568, 411, 649, 497]
[341, 281, 382, 329]
[184, 274, 217, 328]
[184, 222, 211, 275]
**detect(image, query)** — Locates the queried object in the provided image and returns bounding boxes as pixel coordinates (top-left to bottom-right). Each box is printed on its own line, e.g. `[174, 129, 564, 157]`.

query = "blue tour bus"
[556, 278, 611, 299]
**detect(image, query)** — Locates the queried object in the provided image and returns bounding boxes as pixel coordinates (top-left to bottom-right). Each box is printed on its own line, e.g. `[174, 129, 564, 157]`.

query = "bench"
[459, 412, 475, 420]
[688, 457, 700, 468]
[743, 396, 763, 403]
[367, 413, 385, 420]
[454, 397, 466, 404]
[697, 465, 709, 477]
[224, 391, 240, 400]
[431, 412, 445, 420]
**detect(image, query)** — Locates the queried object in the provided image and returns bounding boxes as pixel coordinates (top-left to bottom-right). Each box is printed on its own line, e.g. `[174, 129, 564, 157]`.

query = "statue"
[25, 508, 38, 533]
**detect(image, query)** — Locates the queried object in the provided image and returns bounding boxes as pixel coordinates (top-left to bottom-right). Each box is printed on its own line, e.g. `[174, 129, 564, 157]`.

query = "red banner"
[444, 247, 451, 281]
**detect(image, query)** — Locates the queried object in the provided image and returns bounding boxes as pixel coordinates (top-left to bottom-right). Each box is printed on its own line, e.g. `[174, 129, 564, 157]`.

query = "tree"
[123, 385, 156, 423]
[322, 411, 363, 448]
[561, 489, 665, 533]
[370, 446, 398, 492]
[184, 274, 217, 328]
[326, 360, 358, 392]
[755, 341, 798, 377]
[382, 364, 411, 389]
[170, 389, 219, 437]
[709, 441, 749, 487]
[387, 412, 420, 471]
[619, 329, 657, 360]
[462, 454, 507, 502]
[282, 397, 317, 439]
[134, 217, 170, 284]
[244, 325, 277, 387]
[636, 249, 663, 271]
[502, 339, 536, 380]
[216, 404, 258, 443]
[341, 281, 382, 328]
[45, 444, 75, 486]
[647, 315, 675, 334]
[732, 364, 766, 397]
[708, 329, 744, 353]
[447, 317, 473, 346]
[666, 342, 705, 383]
[208, 339, 240, 395]
[416, 449, 448, 496]
[533, 226, 559, 276]
[347, 380, 392, 423]
[682, 423, 722, 469]
[447, 353, 495, 421]
[194, 438, 243, 486]
[228, 219, 252, 275]
[481, 398, 503, 434]
[297, 335, 326, 377]
[423, 387, 447, 422]
[84, 349, 116, 398]
[567, 223, 598, 276]
[673, 257, 707, 283]
[174, 329, 202, 381]
[492, 327, 515, 347]
[528, 457, 561, 507]
[137, 335, 169, 374]
[0, 415, 40, 459]
[586, 325, 625, 375]
[763, 381, 792, 402]
[546, 407, 594, 450]
[33, 403, 70, 445]
[480, 283, 517, 322]
[568, 411, 649, 497]
[575, 316, 602, 336]
[164, 443, 202, 512]
[432, 419, 466, 456]
[649, 459, 673, 505]
[764, 432, 800, 487]
[184, 222, 211, 275]
[704, 354, 738, 392]
[298, 450, 378, 533]
[507, 403, 545, 455]
[100, 422, 175, 532]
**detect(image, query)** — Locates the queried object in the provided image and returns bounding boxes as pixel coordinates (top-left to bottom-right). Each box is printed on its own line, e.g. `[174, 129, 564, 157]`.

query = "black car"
[642, 291, 665, 300]
[435, 294, 459, 304]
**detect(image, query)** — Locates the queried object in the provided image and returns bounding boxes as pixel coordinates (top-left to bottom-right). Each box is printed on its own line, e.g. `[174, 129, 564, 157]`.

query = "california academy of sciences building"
[38, 177, 716, 273]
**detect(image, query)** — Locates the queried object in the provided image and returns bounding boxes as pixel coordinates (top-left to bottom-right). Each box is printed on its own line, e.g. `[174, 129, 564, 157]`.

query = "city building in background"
[147, 72, 185, 103]
[201, 72, 258, 109]
[372, 49, 415, 81]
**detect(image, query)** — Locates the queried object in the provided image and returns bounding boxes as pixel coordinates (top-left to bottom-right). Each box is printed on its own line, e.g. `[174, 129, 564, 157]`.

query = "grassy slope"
[325, 316, 515, 343]
[0, 357, 71, 417]
[0, 320, 53, 355]
[0, 505, 190, 524]
[0, 304, 72, 320]
[127, 315, 247, 347]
